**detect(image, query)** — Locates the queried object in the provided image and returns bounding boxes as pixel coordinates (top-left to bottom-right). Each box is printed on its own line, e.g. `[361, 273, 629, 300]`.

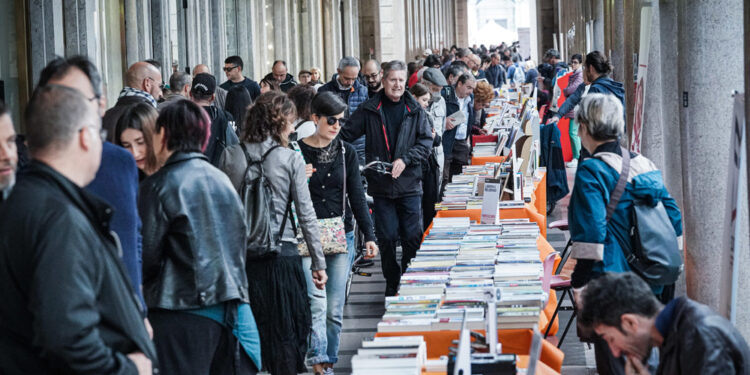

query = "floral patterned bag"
[299, 142, 349, 256]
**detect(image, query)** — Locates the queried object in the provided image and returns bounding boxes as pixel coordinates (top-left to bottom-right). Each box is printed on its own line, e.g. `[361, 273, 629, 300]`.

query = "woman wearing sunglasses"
[298, 91, 379, 375]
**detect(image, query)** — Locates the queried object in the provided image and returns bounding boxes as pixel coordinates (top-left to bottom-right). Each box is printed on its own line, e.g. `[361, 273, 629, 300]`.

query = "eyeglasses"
[147, 77, 165, 90]
[223, 65, 239, 72]
[86, 94, 101, 103]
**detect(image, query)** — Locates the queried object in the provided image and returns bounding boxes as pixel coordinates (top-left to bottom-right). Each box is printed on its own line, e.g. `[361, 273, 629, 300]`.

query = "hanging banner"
[723, 93, 745, 322]
[630, 6, 653, 153]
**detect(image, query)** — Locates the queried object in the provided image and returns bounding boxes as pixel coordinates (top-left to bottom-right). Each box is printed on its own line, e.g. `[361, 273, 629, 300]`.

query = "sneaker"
[323, 368, 335, 375]
[566, 159, 578, 168]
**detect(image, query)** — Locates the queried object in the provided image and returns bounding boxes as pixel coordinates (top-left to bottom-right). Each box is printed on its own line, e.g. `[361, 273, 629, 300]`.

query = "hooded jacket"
[568, 142, 682, 289]
[340, 90, 433, 199]
[558, 75, 626, 123]
[264, 73, 298, 93]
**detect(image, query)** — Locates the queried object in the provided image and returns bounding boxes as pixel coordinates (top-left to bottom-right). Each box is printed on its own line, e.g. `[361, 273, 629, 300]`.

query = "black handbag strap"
[601, 146, 631, 222]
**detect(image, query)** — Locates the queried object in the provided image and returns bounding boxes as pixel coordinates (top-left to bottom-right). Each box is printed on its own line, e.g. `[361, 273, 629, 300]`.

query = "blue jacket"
[441, 86, 475, 159]
[558, 76, 626, 122]
[568, 142, 683, 280]
[486, 64, 505, 87]
[84, 142, 144, 308]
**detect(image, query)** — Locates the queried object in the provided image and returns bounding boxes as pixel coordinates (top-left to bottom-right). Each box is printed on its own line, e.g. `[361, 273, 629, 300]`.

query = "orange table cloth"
[471, 155, 507, 165]
[533, 172, 547, 223]
[379, 328, 564, 373]
[435, 204, 547, 238]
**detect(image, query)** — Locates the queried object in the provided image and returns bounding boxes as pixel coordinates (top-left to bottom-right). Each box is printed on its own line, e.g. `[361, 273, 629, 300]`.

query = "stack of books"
[378, 295, 442, 332]
[352, 336, 427, 375]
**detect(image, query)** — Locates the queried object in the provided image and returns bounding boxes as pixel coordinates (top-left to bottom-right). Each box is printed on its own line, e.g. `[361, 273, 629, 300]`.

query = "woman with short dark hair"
[259, 76, 280, 94]
[139, 99, 260, 374]
[219, 91, 327, 375]
[298, 91, 378, 374]
[287, 84, 317, 140]
[115, 102, 159, 179]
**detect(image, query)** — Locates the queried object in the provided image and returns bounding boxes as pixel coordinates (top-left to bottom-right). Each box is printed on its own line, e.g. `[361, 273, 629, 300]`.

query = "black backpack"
[205, 106, 239, 167]
[239, 144, 294, 259]
[602, 147, 683, 286]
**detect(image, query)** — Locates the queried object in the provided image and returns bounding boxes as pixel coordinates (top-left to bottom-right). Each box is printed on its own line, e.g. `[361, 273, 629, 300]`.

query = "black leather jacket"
[658, 297, 750, 375]
[139, 152, 249, 310]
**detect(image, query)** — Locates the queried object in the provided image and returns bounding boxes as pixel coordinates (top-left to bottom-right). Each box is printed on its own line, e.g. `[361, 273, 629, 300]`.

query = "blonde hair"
[309, 67, 322, 81]
[524, 60, 537, 71]
[473, 81, 495, 106]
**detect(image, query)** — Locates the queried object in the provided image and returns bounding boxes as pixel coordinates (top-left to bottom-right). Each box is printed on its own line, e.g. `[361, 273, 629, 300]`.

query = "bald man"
[102, 61, 164, 141]
[192, 64, 227, 110]
[363, 59, 383, 97]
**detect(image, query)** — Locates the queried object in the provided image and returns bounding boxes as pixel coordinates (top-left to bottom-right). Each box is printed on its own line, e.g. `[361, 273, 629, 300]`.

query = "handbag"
[298, 141, 349, 256]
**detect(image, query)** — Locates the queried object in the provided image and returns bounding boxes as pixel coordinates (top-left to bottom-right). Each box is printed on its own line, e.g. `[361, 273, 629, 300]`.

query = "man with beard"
[363, 59, 383, 98]
[580, 272, 750, 375]
[0, 101, 17, 204]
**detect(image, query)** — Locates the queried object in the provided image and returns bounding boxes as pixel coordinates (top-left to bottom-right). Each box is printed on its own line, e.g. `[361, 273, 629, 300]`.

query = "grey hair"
[575, 93, 624, 141]
[25, 84, 95, 155]
[169, 72, 192, 93]
[338, 56, 361, 71]
[382, 60, 407, 79]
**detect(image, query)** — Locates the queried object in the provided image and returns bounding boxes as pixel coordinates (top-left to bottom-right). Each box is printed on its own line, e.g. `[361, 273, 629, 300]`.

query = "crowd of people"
[0, 39, 748, 375]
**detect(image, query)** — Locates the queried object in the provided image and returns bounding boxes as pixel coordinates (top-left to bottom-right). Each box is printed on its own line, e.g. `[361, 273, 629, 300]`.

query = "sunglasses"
[322, 116, 344, 126]
[223, 65, 239, 72]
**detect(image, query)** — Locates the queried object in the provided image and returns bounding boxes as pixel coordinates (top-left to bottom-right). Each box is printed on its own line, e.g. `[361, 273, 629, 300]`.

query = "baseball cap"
[423, 49, 433, 57]
[422, 68, 448, 87]
[191, 73, 216, 95]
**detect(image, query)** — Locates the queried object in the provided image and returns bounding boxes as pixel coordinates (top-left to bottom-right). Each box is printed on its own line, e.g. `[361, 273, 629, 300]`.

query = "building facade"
[2, 0, 464, 131]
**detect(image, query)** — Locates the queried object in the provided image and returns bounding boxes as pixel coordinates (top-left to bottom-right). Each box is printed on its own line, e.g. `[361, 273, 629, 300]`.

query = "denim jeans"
[568, 118, 581, 160]
[301, 231, 356, 365]
[371, 195, 423, 294]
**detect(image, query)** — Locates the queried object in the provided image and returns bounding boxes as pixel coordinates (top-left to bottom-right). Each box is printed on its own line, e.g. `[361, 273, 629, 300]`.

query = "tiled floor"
[327, 164, 598, 374]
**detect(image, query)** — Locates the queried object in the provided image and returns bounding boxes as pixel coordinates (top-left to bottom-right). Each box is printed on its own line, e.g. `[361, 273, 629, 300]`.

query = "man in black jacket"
[341, 60, 433, 296]
[190, 73, 240, 167]
[580, 272, 750, 375]
[0, 85, 156, 374]
[220, 55, 261, 101]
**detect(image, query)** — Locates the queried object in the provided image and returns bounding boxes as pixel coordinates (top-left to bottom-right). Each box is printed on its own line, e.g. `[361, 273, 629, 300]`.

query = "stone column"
[675, 0, 744, 315]
[454, 0, 468, 48]
[209, 0, 227, 79]
[151, 0, 171, 79]
[28, 0, 64, 82]
[63, 0, 97, 59]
